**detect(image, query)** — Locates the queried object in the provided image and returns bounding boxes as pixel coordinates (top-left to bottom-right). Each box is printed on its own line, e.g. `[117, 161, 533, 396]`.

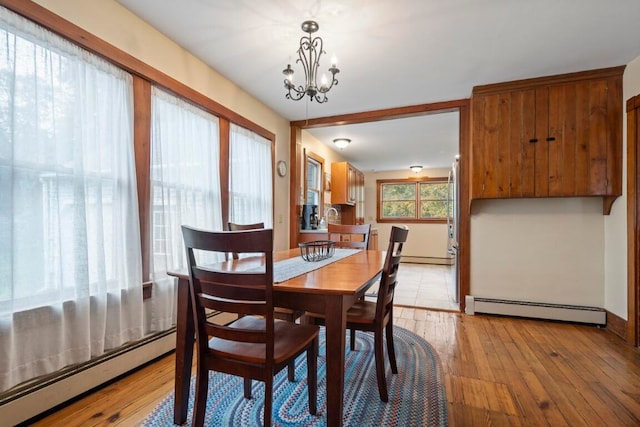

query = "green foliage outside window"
[380, 179, 451, 221]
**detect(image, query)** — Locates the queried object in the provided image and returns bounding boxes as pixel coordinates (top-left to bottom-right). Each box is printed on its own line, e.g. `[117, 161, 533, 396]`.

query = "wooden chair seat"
[210, 316, 318, 365]
[345, 300, 377, 324]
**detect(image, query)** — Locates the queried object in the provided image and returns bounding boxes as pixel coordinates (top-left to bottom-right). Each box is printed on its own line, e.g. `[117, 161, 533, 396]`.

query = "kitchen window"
[377, 178, 450, 223]
[306, 154, 323, 206]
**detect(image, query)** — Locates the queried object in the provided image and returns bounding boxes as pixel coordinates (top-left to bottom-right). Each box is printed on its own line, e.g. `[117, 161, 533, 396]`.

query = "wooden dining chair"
[307, 225, 408, 402]
[327, 223, 371, 249]
[227, 221, 304, 381]
[182, 226, 319, 427]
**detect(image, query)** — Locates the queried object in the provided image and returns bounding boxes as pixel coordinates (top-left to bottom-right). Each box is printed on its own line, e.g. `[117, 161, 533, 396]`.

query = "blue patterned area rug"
[143, 326, 448, 426]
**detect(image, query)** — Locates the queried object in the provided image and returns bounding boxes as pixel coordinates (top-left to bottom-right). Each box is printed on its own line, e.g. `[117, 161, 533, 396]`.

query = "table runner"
[245, 248, 360, 283]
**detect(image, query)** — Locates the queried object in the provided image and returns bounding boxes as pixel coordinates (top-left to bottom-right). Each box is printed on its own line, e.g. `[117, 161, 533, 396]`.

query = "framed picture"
[324, 172, 331, 192]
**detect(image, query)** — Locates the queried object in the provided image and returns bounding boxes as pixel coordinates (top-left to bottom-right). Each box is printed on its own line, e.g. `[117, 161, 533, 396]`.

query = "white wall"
[32, 0, 292, 250]
[470, 198, 605, 306]
[604, 55, 640, 319]
[364, 168, 450, 259]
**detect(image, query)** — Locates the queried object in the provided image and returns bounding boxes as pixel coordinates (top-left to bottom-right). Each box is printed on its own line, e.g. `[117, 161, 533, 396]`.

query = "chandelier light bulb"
[321, 74, 328, 89]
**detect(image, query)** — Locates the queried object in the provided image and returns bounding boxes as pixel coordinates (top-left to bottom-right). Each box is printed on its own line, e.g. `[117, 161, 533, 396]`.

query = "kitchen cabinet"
[471, 66, 623, 213]
[331, 161, 360, 205]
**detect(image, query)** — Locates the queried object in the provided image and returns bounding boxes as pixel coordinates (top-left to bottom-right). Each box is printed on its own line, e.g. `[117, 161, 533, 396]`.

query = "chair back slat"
[327, 223, 371, 249]
[182, 225, 274, 351]
[195, 269, 268, 302]
[196, 292, 268, 317]
[205, 322, 267, 344]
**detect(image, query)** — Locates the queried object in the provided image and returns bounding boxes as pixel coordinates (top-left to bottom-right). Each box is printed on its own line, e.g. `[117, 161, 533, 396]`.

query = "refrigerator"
[447, 157, 460, 303]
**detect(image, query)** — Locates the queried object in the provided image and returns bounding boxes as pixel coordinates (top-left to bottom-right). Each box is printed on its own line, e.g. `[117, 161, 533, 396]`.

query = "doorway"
[289, 99, 471, 312]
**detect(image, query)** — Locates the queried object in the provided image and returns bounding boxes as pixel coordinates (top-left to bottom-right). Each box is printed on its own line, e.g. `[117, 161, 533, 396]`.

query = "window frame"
[304, 151, 324, 209]
[376, 177, 449, 224]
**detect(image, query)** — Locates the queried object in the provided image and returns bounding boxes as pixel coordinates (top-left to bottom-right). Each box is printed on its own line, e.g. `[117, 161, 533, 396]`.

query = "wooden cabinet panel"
[331, 162, 357, 205]
[471, 66, 623, 211]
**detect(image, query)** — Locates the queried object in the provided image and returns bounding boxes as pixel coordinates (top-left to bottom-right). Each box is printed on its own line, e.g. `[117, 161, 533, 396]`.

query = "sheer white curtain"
[149, 87, 223, 332]
[0, 7, 142, 392]
[229, 124, 273, 227]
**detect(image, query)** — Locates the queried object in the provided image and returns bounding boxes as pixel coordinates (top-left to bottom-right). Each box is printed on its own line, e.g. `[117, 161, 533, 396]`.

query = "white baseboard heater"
[465, 296, 606, 325]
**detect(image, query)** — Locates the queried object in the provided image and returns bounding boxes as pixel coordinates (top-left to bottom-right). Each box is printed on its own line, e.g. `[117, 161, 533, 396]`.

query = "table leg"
[174, 277, 195, 425]
[324, 295, 347, 427]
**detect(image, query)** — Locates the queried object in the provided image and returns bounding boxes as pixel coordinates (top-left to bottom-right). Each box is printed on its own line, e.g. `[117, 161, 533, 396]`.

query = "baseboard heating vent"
[465, 296, 606, 325]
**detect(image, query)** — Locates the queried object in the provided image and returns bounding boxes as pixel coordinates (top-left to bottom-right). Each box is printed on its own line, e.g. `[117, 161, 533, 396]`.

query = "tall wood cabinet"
[471, 66, 623, 213]
[332, 162, 359, 206]
[331, 161, 365, 224]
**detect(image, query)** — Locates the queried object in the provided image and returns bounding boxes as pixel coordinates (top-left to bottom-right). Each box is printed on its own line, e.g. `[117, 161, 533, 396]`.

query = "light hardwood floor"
[29, 309, 640, 426]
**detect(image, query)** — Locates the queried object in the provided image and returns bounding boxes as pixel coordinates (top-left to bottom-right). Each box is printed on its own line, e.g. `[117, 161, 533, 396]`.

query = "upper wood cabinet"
[471, 66, 623, 213]
[332, 161, 360, 205]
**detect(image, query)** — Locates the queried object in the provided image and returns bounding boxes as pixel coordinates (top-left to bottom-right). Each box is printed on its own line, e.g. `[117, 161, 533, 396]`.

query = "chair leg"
[307, 337, 318, 415]
[386, 322, 398, 374]
[350, 328, 356, 351]
[244, 378, 252, 399]
[193, 364, 209, 427]
[287, 360, 295, 382]
[264, 378, 273, 427]
[374, 329, 389, 402]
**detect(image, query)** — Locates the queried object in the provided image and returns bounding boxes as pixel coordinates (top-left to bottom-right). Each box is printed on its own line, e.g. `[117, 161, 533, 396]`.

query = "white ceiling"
[116, 0, 640, 171]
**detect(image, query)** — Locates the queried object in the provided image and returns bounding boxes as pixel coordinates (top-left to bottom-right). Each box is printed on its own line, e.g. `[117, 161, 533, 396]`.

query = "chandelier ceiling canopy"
[283, 20, 339, 104]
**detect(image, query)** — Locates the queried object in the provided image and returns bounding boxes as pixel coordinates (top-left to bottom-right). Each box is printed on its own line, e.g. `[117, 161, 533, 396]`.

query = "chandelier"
[282, 20, 339, 103]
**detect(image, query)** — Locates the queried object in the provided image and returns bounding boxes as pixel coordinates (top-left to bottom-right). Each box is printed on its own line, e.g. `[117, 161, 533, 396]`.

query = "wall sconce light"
[410, 165, 423, 173]
[333, 138, 351, 149]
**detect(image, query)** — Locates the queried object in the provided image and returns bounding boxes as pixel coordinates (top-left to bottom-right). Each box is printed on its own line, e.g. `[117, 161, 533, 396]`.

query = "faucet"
[325, 207, 338, 224]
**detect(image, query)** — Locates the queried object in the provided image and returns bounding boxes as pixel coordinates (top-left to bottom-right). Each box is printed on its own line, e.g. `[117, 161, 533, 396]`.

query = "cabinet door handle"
[546, 137, 556, 142]
[529, 138, 538, 143]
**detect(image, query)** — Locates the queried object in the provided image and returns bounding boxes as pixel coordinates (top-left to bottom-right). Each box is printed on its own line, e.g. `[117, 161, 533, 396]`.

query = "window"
[0, 7, 141, 313]
[150, 87, 223, 280]
[306, 154, 323, 206]
[377, 178, 450, 223]
[0, 6, 142, 392]
[229, 124, 273, 227]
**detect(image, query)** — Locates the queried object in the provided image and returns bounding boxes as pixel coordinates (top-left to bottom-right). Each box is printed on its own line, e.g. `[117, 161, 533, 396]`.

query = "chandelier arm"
[310, 35, 323, 88]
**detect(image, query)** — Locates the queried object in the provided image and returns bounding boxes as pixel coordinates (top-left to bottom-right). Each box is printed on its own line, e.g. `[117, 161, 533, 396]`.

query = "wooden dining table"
[168, 248, 385, 427]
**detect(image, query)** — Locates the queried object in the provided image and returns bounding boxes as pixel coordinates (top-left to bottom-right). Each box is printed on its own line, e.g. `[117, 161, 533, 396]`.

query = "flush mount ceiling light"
[410, 165, 423, 173]
[333, 138, 351, 149]
[283, 20, 340, 104]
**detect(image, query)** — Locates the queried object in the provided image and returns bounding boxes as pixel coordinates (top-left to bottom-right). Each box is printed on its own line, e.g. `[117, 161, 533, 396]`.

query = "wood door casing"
[627, 94, 640, 346]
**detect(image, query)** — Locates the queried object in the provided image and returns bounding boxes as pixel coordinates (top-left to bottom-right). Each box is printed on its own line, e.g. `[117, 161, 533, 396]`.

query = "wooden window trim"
[376, 177, 448, 224]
